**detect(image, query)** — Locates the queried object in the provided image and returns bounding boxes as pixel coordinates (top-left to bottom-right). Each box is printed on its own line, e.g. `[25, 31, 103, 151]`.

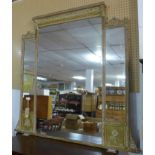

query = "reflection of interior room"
[23, 17, 126, 145]
[12, 0, 143, 154]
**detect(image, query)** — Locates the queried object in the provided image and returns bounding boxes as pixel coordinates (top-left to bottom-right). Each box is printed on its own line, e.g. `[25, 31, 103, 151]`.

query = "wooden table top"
[12, 134, 128, 155]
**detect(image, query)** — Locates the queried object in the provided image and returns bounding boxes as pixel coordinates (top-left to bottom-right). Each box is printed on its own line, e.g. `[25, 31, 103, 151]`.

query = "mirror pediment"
[33, 3, 106, 28]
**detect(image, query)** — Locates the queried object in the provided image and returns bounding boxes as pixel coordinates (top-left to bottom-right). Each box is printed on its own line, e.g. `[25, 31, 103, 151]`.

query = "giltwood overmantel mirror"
[17, 2, 138, 152]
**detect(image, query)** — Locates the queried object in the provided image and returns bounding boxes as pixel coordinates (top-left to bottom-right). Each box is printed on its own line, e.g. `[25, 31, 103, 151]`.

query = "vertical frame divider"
[101, 16, 106, 145]
[18, 36, 25, 130]
[33, 24, 39, 133]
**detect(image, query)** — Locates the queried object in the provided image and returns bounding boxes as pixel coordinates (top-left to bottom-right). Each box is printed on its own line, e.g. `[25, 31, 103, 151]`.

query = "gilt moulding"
[32, 3, 106, 28]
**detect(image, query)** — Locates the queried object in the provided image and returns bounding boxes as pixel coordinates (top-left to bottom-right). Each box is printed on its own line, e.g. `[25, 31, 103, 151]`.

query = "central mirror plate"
[36, 17, 103, 145]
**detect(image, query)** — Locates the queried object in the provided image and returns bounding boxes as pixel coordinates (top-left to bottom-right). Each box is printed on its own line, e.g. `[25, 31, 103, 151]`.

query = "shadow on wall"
[129, 62, 143, 149]
[12, 89, 20, 136]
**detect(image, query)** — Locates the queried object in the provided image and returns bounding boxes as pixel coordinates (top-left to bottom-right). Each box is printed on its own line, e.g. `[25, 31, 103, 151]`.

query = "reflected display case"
[16, 2, 139, 152]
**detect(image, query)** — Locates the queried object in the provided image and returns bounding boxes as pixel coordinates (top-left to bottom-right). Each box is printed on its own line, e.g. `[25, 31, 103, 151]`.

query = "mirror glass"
[21, 36, 36, 132]
[21, 19, 127, 147]
[105, 27, 126, 122]
[36, 17, 103, 145]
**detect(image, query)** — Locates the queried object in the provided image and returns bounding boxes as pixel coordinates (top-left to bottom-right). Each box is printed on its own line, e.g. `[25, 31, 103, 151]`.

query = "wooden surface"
[37, 95, 52, 120]
[12, 134, 128, 155]
[82, 94, 96, 112]
[23, 95, 52, 119]
[23, 95, 52, 120]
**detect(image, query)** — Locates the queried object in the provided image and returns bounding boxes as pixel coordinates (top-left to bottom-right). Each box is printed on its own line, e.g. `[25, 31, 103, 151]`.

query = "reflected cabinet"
[17, 2, 138, 152]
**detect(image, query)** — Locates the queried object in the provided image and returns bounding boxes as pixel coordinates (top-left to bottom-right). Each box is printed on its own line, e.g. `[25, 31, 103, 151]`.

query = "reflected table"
[45, 130, 102, 145]
[12, 134, 128, 155]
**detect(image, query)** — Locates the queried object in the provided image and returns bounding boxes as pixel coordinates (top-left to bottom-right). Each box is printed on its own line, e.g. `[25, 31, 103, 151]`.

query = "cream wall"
[13, 0, 131, 89]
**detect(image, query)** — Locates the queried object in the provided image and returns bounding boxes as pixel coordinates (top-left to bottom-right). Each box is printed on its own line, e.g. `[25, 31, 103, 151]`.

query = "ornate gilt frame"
[103, 18, 130, 151]
[16, 31, 36, 134]
[17, 2, 138, 152]
[103, 18, 138, 152]
[32, 2, 106, 28]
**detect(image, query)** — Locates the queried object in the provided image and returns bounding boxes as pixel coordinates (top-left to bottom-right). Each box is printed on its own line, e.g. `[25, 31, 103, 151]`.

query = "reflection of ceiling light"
[116, 75, 126, 79]
[106, 83, 113, 86]
[85, 50, 118, 63]
[43, 89, 50, 95]
[106, 54, 117, 61]
[23, 93, 30, 97]
[95, 50, 118, 61]
[73, 87, 77, 90]
[95, 50, 102, 57]
[72, 76, 86, 80]
[37, 76, 47, 81]
[85, 53, 102, 63]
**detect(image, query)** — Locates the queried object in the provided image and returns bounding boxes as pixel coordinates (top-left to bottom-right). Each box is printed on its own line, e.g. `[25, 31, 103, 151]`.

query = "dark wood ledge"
[12, 134, 128, 155]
